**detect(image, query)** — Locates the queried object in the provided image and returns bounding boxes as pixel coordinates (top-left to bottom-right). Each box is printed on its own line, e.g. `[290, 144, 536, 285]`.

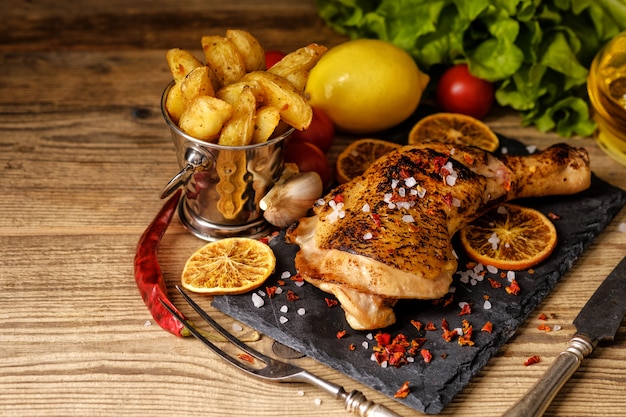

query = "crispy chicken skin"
[286, 143, 591, 330]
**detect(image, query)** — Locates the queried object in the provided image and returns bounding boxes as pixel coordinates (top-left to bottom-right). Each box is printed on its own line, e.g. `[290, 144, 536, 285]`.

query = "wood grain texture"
[1, 1, 626, 416]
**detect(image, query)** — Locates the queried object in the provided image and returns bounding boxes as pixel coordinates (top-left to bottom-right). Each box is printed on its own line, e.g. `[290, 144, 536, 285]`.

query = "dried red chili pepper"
[524, 355, 541, 366]
[481, 321, 493, 333]
[133, 190, 189, 337]
[394, 381, 411, 399]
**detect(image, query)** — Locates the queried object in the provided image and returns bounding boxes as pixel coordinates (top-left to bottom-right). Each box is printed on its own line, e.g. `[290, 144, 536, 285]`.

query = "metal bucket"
[160, 82, 292, 241]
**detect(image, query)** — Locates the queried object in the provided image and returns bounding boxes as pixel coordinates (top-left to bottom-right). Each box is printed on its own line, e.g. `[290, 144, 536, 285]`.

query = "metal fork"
[160, 285, 403, 417]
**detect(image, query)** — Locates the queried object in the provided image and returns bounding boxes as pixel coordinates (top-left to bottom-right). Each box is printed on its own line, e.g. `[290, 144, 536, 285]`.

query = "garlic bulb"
[260, 167, 323, 228]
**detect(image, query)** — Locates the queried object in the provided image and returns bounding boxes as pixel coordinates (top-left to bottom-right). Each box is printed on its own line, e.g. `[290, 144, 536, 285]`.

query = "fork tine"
[158, 297, 261, 373]
[174, 285, 271, 363]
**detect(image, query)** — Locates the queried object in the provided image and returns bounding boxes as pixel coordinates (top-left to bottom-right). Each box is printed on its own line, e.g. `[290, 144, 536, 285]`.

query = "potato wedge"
[252, 106, 281, 144]
[201, 35, 246, 87]
[166, 48, 203, 83]
[218, 86, 257, 146]
[181, 66, 216, 102]
[165, 82, 187, 124]
[178, 96, 233, 141]
[216, 79, 261, 105]
[243, 71, 312, 131]
[225, 29, 266, 72]
[268, 43, 327, 91]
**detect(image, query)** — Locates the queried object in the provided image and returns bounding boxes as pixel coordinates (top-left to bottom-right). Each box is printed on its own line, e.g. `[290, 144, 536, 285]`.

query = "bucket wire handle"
[160, 146, 214, 199]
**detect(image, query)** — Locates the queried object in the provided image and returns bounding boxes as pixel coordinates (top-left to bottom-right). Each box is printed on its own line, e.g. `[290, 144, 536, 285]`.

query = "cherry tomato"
[436, 64, 494, 119]
[265, 50, 286, 70]
[290, 107, 335, 153]
[284, 140, 332, 188]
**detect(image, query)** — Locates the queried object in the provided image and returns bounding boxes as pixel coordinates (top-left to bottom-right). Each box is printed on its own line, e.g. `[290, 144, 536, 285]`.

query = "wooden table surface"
[2, 1, 626, 416]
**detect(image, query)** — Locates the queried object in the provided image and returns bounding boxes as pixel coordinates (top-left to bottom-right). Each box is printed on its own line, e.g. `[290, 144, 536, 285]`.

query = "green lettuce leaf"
[315, 0, 626, 137]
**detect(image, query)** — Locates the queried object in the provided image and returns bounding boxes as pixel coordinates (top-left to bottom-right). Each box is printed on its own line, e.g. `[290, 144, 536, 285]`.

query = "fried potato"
[181, 66, 216, 101]
[268, 43, 327, 91]
[225, 29, 266, 72]
[244, 71, 313, 131]
[218, 86, 257, 146]
[166, 48, 203, 83]
[178, 96, 233, 141]
[201, 35, 246, 87]
[216, 80, 261, 105]
[252, 106, 281, 144]
[165, 82, 186, 124]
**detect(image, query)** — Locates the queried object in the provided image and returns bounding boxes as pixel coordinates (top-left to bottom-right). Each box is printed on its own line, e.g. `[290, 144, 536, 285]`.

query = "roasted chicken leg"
[286, 143, 591, 330]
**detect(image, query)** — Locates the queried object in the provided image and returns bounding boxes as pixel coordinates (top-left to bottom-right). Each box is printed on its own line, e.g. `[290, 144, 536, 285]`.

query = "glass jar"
[587, 31, 626, 166]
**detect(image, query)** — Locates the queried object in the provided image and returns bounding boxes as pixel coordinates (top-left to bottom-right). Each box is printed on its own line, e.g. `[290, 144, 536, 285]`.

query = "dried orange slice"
[336, 138, 402, 184]
[408, 112, 499, 152]
[181, 237, 276, 294]
[459, 204, 557, 271]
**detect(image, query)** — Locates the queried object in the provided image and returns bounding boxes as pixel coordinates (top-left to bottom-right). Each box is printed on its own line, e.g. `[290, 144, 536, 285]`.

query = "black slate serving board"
[212, 136, 626, 414]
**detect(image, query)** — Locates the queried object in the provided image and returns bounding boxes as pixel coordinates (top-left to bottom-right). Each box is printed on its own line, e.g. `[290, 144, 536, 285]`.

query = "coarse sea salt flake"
[487, 265, 498, 274]
[497, 205, 508, 214]
[144, 320, 152, 327]
[281, 271, 291, 279]
[362, 203, 370, 213]
[363, 232, 373, 240]
[366, 333, 374, 340]
[252, 293, 265, 308]
[402, 214, 415, 223]
[275, 287, 283, 294]
[553, 324, 562, 331]
[280, 305, 288, 313]
[232, 323, 243, 332]
[405, 177, 417, 187]
[391, 179, 399, 189]
[296, 391, 305, 397]
[618, 222, 626, 233]
[295, 280, 305, 287]
[484, 300, 492, 310]
[258, 290, 266, 297]
[314, 398, 322, 406]
[362, 341, 369, 349]
[297, 308, 306, 315]
[507, 270, 516, 282]
[526, 145, 537, 154]
[279, 316, 289, 324]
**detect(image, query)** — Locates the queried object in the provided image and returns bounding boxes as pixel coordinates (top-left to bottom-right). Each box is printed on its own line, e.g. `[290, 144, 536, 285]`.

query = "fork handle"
[344, 390, 403, 417]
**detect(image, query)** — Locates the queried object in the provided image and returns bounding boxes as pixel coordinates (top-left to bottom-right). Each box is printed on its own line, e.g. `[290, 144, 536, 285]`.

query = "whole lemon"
[305, 39, 429, 134]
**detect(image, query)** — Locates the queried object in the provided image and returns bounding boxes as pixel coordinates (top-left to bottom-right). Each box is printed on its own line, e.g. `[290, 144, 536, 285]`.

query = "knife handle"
[502, 336, 594, 417]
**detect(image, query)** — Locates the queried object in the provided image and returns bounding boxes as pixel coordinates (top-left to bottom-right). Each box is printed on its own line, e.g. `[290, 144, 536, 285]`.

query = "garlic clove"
[260, 171, 323, 228]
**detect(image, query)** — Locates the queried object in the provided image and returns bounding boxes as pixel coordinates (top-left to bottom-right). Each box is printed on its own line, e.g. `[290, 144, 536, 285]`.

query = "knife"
[503, 255, 626, 417]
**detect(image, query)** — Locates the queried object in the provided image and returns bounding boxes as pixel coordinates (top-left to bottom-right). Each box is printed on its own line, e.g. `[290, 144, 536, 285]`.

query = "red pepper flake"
[537, 324, 552, 332]
[442, 326, 458, 342]
[488, 277, 502, 289]
[286, 290, 299, 301]
[425, 321, 437, 331]
[276, 279, 285, 286]
[290, 274, 304, 283]
[400, 168, 411, 179]
[237, 353, 255, 364]
[538, 313, 547, 320]
[433, 156, 448, 172]
[375, 332, 392, 347]
[506, 279, 521, 295]
[503, 181, 512, 192]
[370, 213, 382, 227]
[265, 286, 277, 298]
[547, 212, 561, 220]
[481, 321, 493, 333]
[458, 320, 474, 346]
[524, 355, 541, 366]
[410, 320, 423, 331]
[324, 297, 338, 307]
[528, 268, 535, 275]
[259, 236, 270, 245]
[349, 343, 356, 351]
[443, 192, 454, 207]
[333, 194, 344, 204]
[420, 348, 433, 363]
[336, 330, 347, 339]
[458, 303, 472, 316]
[394, 381, 411, 399]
